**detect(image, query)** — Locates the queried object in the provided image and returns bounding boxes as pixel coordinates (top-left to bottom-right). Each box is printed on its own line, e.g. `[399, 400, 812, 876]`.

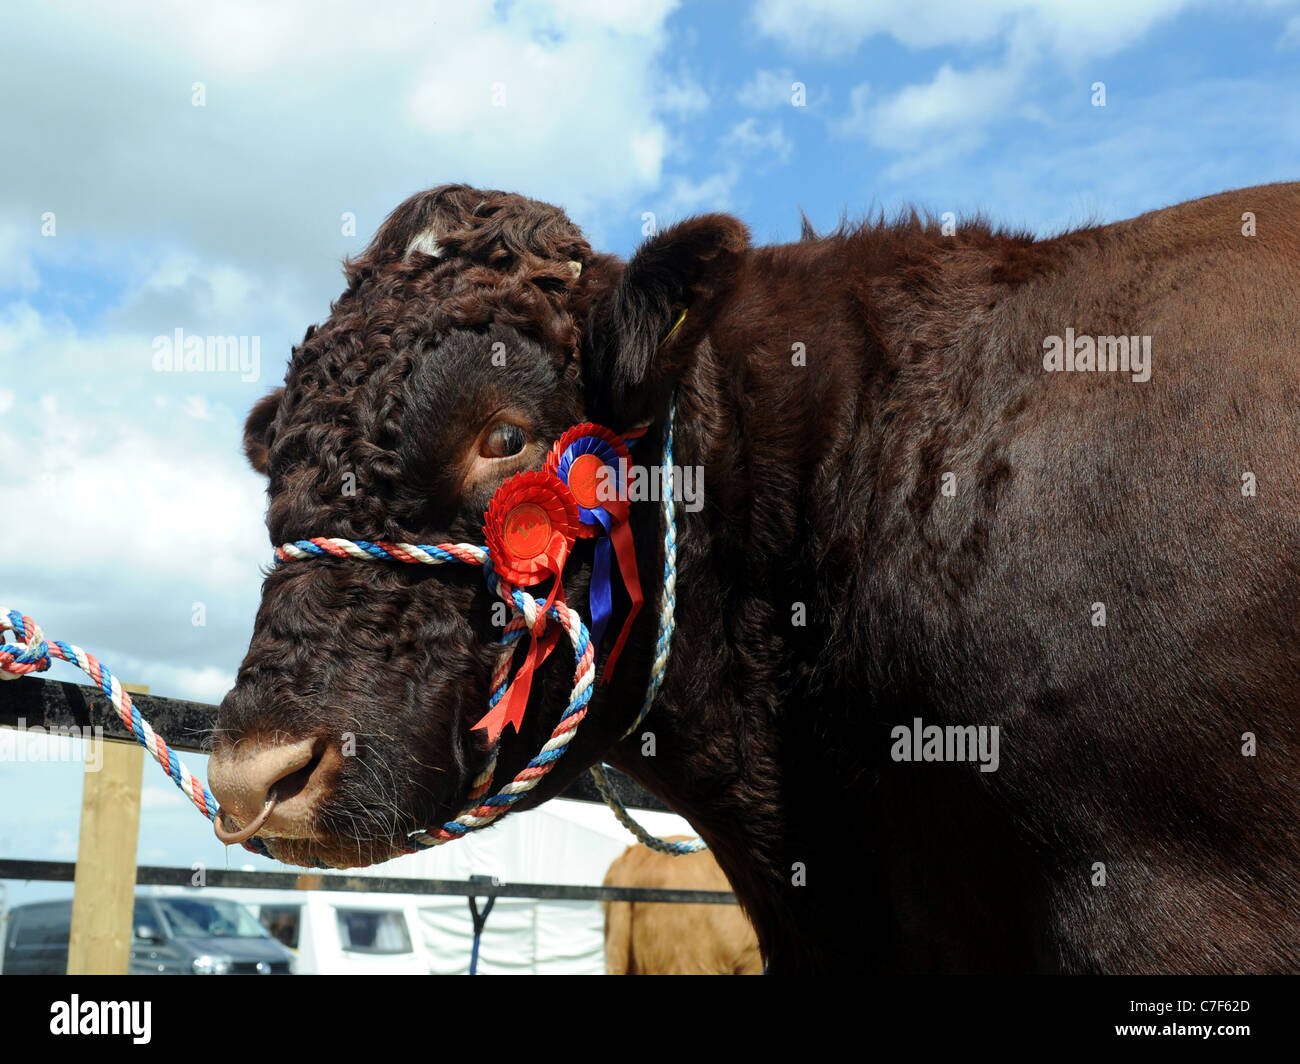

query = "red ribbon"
[483, 622, 562, 743]
[474, 471, 577, 742]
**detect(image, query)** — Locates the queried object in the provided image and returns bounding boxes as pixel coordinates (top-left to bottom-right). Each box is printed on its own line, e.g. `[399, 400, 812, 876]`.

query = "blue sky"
[2, 0, 1299, 903]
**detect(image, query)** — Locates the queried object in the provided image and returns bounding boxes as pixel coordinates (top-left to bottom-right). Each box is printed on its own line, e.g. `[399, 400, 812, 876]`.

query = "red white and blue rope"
[0, 608, 219, 822]
[269, 544, 597, 847]
[272, 400, 701, 853]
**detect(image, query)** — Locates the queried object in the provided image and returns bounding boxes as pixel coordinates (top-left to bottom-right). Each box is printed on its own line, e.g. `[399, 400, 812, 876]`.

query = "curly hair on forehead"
[352, 183, 595, 273]
[263, 185, 622, 540]
[324, 184, 616, 366]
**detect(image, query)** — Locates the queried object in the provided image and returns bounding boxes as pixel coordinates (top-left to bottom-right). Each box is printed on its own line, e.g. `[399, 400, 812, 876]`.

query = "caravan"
[217, 889, 430, 975]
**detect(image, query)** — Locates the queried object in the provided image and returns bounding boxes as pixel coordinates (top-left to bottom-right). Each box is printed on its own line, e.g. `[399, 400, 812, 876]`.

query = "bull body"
[214, 182, 1300, 974]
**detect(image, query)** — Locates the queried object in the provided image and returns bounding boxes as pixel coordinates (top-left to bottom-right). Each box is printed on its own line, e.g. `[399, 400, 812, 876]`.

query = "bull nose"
[208, 737, 327, 838]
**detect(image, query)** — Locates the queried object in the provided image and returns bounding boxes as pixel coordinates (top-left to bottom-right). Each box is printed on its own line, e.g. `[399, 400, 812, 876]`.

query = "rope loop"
[0, 612, 52, 679]
[589, 763, 707, 855]
[0, 607, 218, 817]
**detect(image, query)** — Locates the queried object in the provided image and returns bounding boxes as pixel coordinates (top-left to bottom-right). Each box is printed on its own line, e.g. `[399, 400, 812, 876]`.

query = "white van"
[237, 890, 430, 975]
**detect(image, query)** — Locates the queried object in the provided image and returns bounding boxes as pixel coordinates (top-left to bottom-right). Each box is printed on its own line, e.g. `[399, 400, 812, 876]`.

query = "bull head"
[209, 184, 747, 868]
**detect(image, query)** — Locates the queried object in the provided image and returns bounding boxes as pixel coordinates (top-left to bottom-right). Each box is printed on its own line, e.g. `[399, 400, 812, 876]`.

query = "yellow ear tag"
[658, 307, 689, 351]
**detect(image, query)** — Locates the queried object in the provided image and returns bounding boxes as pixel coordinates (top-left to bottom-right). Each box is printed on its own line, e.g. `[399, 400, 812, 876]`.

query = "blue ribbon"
[590, 518, 614, 655]
[555, 434, 624, 657]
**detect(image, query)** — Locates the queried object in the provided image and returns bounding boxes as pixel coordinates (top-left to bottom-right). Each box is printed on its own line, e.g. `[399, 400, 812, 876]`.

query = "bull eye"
[481, 422, 527, 459]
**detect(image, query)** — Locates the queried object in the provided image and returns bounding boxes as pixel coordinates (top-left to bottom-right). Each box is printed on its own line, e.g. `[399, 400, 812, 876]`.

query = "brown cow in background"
[603, 839, 761, 975]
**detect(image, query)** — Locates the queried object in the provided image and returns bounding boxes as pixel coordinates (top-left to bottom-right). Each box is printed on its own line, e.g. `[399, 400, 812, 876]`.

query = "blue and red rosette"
[471, 424, 647, 742]
[547, 423, 643, 684]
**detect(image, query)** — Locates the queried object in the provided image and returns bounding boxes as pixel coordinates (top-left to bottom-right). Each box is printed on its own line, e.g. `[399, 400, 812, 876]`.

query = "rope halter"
[269, 400, 705, 854]
[0, 398, 704, 858]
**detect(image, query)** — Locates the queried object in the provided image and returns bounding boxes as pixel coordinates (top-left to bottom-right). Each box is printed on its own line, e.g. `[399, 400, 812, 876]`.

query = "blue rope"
[587, 399, 707, 855]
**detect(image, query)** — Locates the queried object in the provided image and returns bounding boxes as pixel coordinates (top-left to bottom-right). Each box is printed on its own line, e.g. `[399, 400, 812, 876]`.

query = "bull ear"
[243, 387, 284, 475]
[583, 214, 748, 427]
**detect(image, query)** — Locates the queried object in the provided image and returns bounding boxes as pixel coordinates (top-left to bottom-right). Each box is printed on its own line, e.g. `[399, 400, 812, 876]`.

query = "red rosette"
[473, 470, 579, 742]
[546, 422, 632, 539]
[483, 470, 579, 587]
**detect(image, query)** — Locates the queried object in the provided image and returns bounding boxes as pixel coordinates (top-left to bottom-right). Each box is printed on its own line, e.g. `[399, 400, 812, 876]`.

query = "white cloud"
[812, 0, 1175, 174]
[141, 785, 187, 810]
[0, 402, 267, 587]
[753, 0, 1288, 177]
[0, 224, 41, 292]
[655, 117, 794, 220]
[0, 304, 270, 702]
[737, 67, 800, 110]
[51, 828, 79, 860]
[138, 664, 237, 705]
[121, 256, 261, 325]
[753, 0, 1202, 58]
[0, 301, 47, 358]
[183, 395, 214, 421]
[1281, 14, 1300, 46]
[839, 59, 1034, 176]
[722, 117, 794, 164]
[1, 0, 685, 289]
[659, 75, 711, 116]
[659, 171, 741, 217]
[404, 22, 675, 205]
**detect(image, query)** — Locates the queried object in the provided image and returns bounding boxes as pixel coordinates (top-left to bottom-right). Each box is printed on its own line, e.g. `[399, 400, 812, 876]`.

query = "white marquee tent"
[243, 798, 699, 975]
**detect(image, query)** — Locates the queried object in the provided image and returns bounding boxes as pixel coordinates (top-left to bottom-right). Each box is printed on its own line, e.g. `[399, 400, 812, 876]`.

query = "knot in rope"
[0, 611, 53, 679]
[513, 583, 549, 639]
[483, 561, 557, 687]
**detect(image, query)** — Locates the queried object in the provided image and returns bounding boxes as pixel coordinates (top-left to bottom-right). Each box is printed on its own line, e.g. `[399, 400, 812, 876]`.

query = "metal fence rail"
[0, 675, 671, 811]
[0, 859, 736, 905]
[1, 676, 728, 909]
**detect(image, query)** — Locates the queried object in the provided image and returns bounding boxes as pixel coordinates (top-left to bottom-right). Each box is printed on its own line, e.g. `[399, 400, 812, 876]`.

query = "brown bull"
[210, 181, 1300, 973]
[603, 839, 761, 975]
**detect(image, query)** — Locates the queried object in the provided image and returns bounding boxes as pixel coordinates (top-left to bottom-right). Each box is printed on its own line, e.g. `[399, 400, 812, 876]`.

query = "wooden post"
[66, 683, 146, 975]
